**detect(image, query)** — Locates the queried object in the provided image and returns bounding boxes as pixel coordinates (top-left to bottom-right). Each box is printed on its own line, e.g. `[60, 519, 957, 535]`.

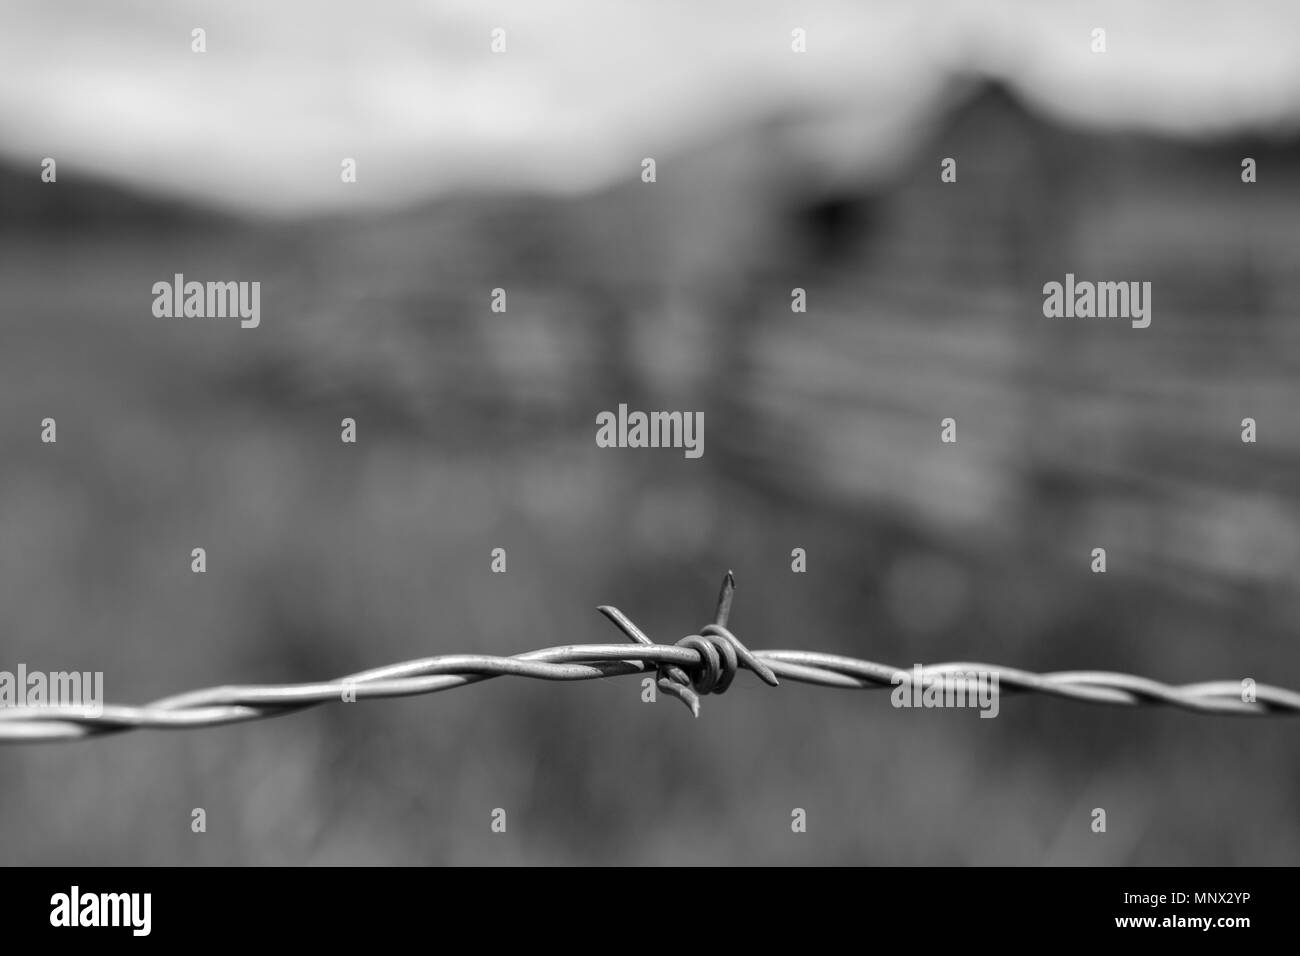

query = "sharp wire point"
[597, 604, 654, 646]
[714, 571, 736, 627]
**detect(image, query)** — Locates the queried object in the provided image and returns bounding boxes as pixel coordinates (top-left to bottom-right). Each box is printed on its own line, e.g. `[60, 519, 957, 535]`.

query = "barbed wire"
[3, 572, 1299, 743]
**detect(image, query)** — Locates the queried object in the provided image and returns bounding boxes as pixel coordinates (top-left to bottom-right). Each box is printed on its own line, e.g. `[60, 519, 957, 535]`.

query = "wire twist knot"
[597, 572, 779, 716]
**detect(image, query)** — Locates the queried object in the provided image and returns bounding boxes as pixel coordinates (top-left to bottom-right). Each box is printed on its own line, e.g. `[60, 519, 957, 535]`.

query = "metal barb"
[603, 571, 779, 716]
[714, 570, 736, 627]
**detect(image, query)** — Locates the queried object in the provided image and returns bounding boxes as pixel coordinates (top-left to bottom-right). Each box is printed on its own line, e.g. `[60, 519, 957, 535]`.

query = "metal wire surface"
[3, 573, 1298, 742]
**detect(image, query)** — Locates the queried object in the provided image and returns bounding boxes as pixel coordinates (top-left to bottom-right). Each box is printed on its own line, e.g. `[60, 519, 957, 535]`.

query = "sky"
[2, 0, 1299, 216]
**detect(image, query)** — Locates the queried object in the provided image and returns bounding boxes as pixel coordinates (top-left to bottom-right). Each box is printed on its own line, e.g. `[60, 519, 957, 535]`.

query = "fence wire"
[3, 573, 1298, 742]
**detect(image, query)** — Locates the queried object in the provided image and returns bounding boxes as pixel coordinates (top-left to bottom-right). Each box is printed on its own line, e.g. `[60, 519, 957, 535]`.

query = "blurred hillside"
[2, 78, 1300, 865]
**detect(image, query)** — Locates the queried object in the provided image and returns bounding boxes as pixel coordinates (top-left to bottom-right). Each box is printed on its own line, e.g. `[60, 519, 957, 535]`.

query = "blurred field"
[2, 79, 1300, 865]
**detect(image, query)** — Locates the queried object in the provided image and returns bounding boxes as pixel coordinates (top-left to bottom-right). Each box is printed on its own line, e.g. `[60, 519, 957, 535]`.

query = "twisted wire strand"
[3, 573, 1298, 743]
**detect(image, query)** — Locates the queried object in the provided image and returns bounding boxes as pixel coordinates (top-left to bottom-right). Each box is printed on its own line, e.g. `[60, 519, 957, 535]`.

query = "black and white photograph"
[1, 0, 1297, 929]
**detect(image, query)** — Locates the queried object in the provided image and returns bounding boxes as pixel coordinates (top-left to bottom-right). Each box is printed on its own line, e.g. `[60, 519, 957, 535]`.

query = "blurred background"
[2, 0, 1300, 865]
